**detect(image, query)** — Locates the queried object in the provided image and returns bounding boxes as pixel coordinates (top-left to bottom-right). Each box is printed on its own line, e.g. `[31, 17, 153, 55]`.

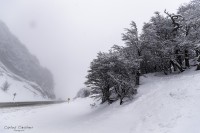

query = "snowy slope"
[1, 67, 200, 133]
[0, 61, 47, 102]
[0, 20, 55, 99]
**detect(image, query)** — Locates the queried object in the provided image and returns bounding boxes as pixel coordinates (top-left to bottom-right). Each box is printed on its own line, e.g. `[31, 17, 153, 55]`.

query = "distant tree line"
[85, 0, 200, 105]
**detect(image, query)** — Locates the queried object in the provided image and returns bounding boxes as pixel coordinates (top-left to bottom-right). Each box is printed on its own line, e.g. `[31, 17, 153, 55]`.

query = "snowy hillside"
[0, 20, 55, 99]
[1, 67, 200, 133]
[0, 61, 47, 102]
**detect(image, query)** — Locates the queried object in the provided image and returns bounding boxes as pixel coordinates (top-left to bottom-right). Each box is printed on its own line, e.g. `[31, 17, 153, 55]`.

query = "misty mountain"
[0, 20, 55, 99]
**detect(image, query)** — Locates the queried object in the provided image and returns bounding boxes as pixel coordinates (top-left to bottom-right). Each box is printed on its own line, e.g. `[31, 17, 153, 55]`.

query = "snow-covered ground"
[0, 62, 47, 102]
[1, 67, 200, 133]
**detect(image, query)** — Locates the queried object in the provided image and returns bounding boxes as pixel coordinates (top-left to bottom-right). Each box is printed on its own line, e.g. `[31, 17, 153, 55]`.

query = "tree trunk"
[120, 98, 123, 105]
[197, 64, 200, 70]
[170, 59, 184, 72]
[101, 85, 110, 104]
[196, 54, 200, 70]
[135, 70, 140, 85]
[184, 49, 190, 68]
[175, 49, 184, 72]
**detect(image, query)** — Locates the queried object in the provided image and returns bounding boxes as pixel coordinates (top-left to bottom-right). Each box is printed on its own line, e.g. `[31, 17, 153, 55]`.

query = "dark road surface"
[0, 101, 66, 108]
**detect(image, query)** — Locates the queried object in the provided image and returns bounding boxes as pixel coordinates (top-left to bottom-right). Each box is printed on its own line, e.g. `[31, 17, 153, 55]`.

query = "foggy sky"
[0, 0, 191, 99]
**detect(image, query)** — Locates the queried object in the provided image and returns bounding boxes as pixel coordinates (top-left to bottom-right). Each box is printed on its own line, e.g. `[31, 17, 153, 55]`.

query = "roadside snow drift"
[1, 68, 200, 133]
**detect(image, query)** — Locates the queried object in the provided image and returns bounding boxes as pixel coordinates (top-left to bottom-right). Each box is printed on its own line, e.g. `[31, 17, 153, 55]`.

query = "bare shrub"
[1, 81, 10, 92]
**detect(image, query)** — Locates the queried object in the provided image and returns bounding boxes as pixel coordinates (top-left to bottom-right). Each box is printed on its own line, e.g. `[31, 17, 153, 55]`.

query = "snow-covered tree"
[85, 0, 200, 105]
[140, 11, 186, 74]
[122, 21, 142, 85]
[122, 21, 142, 56]
[85, 47, 138, 105]
[75, 87, 91, 98]
[177, 0, 200, 69]
[178, 0, 200, 43]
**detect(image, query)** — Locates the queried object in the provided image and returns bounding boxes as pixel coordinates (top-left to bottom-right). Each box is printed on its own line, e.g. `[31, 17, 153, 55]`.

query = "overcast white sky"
[0, 0, 191, 99]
